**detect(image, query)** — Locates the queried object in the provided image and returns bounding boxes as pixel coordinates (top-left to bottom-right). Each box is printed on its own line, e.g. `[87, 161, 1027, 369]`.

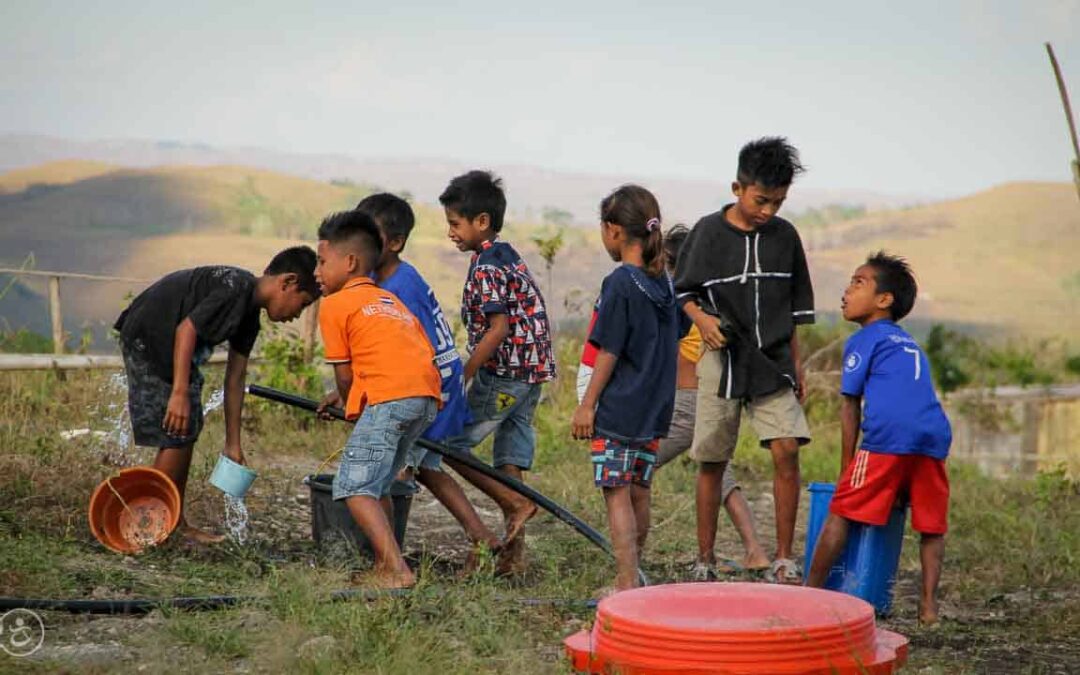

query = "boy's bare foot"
[179, 523, 226, 545]
[350, 568, 416, 590]
[918, 599, 940, 626]
[459, 542, 497, 578]
[502, 500, 538, 544]
[742, 551, 772, 572]
[495, 536, 527, 577]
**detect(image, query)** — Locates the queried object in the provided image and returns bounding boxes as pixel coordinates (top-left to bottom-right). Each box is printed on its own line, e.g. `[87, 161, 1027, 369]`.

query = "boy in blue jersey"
[807, 252, 952, 625]
[357, 193, 502, 564]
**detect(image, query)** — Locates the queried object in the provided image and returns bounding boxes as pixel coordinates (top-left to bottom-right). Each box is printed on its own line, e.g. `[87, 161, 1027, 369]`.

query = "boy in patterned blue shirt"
[358, 193, 502, 566]
[440, 170, 556, 573]
[807, 252, 951, 625]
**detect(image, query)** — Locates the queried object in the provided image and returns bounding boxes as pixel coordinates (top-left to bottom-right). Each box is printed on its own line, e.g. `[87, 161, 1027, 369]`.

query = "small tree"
[531, 229, 565, 306]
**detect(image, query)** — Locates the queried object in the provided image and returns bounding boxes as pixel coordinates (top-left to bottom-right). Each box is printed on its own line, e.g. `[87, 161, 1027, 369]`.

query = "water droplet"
[223, 494, 249, 545]
[203, 388, 225, 416]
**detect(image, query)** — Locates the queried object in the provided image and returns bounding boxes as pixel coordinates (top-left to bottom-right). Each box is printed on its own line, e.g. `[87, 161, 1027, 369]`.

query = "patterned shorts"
[591, 437, 659, 488]
[122, 340, 204, 449]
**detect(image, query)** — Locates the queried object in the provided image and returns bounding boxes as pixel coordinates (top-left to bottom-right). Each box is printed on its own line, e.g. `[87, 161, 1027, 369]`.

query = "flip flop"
[766, 558, 802, 584]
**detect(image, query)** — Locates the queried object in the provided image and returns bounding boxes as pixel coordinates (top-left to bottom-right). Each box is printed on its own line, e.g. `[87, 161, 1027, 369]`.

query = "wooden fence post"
[48, 275, 63, 354]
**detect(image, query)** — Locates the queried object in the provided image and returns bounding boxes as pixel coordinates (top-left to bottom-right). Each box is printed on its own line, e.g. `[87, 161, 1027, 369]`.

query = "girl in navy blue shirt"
[572, 184, 680, 592]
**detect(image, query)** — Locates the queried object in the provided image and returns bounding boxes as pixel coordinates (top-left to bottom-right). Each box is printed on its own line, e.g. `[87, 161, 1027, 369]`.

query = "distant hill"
[808, 182, 1080, 337]
[0, 158, 1075, 352]
[0, 133, 928, 226]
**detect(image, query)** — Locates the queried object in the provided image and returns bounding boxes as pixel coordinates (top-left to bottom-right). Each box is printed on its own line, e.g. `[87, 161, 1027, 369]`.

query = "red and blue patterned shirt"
[461, 239, 556, 383]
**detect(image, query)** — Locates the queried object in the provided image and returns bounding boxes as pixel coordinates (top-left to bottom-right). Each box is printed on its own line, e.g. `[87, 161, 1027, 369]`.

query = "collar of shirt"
[472, 238, 499, 261]
[343, 277, 376, 290]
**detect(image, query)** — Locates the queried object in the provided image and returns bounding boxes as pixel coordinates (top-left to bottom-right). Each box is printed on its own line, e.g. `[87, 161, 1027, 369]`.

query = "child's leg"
[919, 534, 944, 625]
[695, 461, 728, 564]
[603, 486, 640, 590]
[806, 513, 850, 587]
[631, 484, 651, 552]
[153, 443, 224, 543]
[345, 495, 413, 586]
[722, 480, 770, 569]
[416, 465, 501, 550]
[490, 382, 544, 541]
[768, 437, 801, 561]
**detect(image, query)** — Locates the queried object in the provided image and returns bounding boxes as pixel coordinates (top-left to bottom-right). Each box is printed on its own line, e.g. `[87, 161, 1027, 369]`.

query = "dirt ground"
[13, 455, 1080, 674]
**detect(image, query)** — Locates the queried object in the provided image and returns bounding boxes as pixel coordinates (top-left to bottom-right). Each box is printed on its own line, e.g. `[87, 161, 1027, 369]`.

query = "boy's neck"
[471, 233, 498, 253]
[252, 276, 272, 308]
[376, 255, 402, 282]
[857, 312, 893, 328]
[723, 205, 756, 232]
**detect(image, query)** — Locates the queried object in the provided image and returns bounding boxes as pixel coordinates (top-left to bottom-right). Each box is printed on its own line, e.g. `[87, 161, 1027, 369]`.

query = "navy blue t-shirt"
[841, 319, 952, 459]
[589, 264, 680, 443]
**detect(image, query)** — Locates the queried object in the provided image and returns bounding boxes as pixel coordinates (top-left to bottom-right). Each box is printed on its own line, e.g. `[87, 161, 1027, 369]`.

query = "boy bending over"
[114, 249, 319, 543]
[807, 252, 952, 625]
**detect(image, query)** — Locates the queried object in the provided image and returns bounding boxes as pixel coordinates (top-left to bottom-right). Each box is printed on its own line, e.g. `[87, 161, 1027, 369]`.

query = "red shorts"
[830, 449, 949, 535]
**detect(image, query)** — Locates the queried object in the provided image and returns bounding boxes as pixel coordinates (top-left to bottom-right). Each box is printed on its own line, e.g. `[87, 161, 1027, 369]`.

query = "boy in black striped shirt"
[673, 137, 815, 583]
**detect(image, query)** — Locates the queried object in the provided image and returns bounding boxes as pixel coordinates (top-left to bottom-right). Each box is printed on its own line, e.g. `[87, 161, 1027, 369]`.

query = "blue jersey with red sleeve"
[841, 320, 952, 459]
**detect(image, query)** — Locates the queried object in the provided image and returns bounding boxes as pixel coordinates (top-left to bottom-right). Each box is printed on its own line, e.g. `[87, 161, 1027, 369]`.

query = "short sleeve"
[840, 332, 873, 396]
[475, 265, 508, 315]
[790, 229, 815, 325]
[319, 297, 351, 364]
[588, 277, 631, 357]
[227, 309, 261, 356]
[187, 289, 251, 346]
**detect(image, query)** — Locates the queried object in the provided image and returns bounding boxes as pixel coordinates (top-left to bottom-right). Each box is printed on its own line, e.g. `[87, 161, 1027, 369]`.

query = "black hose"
[0, 590, 597, 615]
[247, 384, 624, 562]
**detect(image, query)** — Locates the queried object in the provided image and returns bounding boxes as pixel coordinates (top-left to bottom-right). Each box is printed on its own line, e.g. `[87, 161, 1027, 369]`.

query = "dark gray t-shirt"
[114, 266, 260, 382]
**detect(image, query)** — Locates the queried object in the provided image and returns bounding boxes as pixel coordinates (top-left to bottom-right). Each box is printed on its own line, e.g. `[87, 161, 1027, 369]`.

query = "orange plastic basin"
[88, 466, 181, 554]
[565, 582, 908, 674]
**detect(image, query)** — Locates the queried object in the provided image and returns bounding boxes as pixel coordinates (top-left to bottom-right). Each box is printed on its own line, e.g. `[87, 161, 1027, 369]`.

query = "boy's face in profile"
[316, 240, 357, 295]
[842, 264, 891, 324]
[731, 181, 789, 228]
[266, 279, 314, 322]
[445, 207, 491, 252]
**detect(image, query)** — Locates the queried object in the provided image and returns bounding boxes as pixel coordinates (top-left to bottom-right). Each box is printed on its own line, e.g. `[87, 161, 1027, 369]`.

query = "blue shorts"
[591, 437, 659, 488]
[446, 369, 543, 470]
[333, 397, 437, 500]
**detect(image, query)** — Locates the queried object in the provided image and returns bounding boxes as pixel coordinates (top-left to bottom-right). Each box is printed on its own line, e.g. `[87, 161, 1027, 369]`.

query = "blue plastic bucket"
[209, 454, 257, 498]
[804, 481, 906, 615]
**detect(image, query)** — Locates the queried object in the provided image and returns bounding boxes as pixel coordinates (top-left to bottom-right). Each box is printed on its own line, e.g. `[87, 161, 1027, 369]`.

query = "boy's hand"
[571, 404, 595, 440]
[317, 391, 343, 420]
[224, 444, 247, 466]
[163, 391, 190, 437]
[693, 313, 728, 351]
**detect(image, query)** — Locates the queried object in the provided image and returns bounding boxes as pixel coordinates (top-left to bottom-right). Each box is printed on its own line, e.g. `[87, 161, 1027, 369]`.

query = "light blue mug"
[209, 454, 257, 499]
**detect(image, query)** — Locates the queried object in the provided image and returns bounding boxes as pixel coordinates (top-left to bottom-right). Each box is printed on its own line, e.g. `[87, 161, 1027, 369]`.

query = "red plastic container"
[565, 583, 907, 674]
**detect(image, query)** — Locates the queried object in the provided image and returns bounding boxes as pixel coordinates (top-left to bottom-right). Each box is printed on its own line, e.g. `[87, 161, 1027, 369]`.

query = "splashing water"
[89, 372, 136, 465]
[223, 494, 250, 545]
[203, 388, 225, 416]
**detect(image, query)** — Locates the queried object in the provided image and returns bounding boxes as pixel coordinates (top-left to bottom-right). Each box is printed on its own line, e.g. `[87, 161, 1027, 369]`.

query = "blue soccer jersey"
[841, 320, 952, 459]
[380, 261, 471, 440]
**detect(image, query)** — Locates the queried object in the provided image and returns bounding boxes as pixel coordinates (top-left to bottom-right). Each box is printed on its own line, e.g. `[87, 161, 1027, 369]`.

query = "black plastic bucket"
[305, 474, 412, 554]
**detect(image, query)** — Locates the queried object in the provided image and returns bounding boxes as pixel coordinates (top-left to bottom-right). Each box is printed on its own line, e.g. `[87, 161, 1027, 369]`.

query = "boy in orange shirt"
[315, 209, 442, 589]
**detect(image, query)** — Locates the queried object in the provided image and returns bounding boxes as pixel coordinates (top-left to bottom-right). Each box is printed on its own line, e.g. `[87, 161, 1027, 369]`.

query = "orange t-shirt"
[319, 277, 441, 420]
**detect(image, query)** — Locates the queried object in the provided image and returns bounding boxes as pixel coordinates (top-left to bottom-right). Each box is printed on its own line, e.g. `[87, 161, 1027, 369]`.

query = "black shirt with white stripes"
[673, 205, 815, 400]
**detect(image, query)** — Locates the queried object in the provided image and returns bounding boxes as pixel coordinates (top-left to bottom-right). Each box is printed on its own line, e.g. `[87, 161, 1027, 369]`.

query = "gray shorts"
[658, 389, 739, 503]
[122, 340, 203, 449]
[446, 369, 542, 470]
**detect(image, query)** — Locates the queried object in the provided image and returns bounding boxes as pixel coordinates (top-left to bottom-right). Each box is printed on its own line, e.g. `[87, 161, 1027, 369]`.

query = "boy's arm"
[839, 394, 862, 472]
[572, 350, 618, 439]
[222, 348, 248, 465]
[463, 313, 510, 383]
[163, 318, 198, 437]
[332, 363, 354, 404]
[682, 301, 728, 351]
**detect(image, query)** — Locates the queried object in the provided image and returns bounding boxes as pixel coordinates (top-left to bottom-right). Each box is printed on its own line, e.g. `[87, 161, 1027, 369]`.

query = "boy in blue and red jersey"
[807, 252, 952, 626]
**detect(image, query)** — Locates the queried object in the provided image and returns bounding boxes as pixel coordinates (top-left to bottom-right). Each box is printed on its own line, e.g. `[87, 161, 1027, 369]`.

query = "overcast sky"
[3, 0, 1079, 196]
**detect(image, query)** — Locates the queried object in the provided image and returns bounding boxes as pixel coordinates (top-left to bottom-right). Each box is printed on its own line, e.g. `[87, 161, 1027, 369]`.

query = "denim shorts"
[446, 368, 542, 470]
[333, 396, 437, 500]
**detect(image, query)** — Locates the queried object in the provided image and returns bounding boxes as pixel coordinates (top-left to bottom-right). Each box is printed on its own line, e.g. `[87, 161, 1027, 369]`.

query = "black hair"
[317, 210, 383, 271]
[264, 245, 320, 297]
[356, 192, 415, 246]
[600, 184, 664, 277]
[438, 170, 507, 233]
[663, 223, 690, 271]
[737, 137, 805, 189]
[865, 251, 917, 321]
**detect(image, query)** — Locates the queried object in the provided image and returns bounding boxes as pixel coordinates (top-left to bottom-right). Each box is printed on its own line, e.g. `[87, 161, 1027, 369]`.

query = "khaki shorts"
[689, 349, 812, 464]
[657, 389, 739, 502]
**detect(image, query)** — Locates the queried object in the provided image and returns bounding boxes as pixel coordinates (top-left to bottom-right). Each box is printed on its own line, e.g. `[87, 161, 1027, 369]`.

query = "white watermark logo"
[0, 608, 44, 657]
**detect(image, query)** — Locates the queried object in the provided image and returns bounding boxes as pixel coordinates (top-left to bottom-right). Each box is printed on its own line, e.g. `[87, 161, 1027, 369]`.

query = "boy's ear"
[387, 235, 406, 254]
[875, 291, 895, 312]
[731, 181, 743, 198]
[279, 272, 299, 289]
[473, 212, 491, 232]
